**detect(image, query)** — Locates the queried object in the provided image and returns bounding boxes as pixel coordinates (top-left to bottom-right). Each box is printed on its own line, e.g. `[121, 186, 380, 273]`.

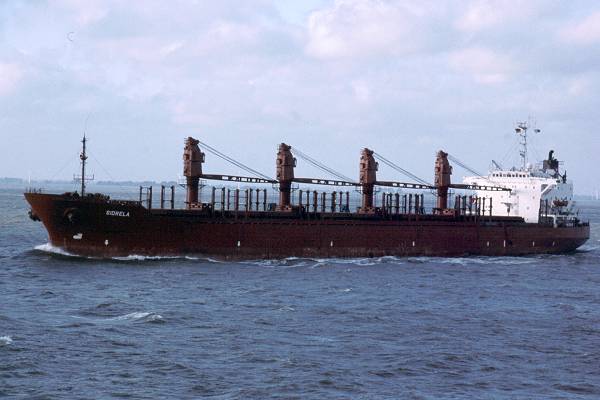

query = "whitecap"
[277, 306, 295, 312]
[114, 311, 152, 320]
[109, 311, 164, 323]
[146, 314, 165, 323]
[308, 335, 335, 343]
[0, 336, 13, 345]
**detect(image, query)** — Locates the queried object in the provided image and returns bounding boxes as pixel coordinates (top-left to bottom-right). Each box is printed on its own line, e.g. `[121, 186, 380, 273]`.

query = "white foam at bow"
[34, 243, 76, 257]
[35, 244, 221, 262]
[579, 244, 599, 252]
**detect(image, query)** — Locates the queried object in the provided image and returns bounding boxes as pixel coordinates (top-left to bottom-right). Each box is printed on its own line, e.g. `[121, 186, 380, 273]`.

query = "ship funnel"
[434, 150, 452, 211]
[183, 137, 205, 208]
[276, 143, 295, 211]
[359, 148, 378, 213]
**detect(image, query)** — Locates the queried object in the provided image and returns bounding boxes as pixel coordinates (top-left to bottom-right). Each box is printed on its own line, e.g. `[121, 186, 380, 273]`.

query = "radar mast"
[515, 120, 540, 170]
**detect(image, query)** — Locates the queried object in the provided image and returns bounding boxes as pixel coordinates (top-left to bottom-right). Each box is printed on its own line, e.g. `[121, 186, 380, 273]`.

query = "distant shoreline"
[0, 177, 177, 187]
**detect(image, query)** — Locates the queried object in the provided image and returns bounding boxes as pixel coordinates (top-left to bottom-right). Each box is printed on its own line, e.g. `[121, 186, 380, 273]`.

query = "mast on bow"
[74, 134, 94, 196]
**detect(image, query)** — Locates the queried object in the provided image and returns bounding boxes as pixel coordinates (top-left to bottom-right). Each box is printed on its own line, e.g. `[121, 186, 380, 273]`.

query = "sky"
[0, 0, 599, 194]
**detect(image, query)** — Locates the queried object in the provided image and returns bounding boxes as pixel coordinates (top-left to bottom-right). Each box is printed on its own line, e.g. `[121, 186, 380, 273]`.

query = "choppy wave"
[277, 306, 296, 312]
[73, 308, 165, 324]
[74, 311, 164, 323]
[406, 256, 539, 266]
[243, 255, 406, 268]
[243, 257, 315, 268]
[0, 335, 13, 346]
[241, 255, 547, 268]
[109, 311, 164, 323]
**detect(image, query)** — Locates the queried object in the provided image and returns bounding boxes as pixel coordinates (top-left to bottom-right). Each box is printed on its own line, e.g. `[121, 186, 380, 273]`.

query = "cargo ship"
[25, 123, 589, 259]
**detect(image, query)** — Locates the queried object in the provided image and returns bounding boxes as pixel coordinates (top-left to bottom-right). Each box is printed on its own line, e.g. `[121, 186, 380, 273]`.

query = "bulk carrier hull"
[25, 193, 590, 259]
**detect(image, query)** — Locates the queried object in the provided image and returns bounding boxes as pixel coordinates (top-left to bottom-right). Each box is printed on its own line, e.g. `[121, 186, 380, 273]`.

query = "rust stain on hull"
[25, 193, 590, 260]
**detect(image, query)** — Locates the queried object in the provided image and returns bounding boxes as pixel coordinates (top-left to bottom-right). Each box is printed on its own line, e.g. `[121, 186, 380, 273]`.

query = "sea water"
[1, 185, 599, 399]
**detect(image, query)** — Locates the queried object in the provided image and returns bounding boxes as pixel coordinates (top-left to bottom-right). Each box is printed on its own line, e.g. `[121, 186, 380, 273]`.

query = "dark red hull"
[25, 193, 590, 259]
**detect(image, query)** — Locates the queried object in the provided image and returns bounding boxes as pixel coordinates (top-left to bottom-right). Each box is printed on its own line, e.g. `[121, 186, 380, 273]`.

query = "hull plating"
[25, 193, 590, 259]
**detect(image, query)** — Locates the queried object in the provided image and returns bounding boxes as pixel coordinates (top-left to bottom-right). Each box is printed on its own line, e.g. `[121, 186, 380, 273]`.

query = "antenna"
[515, 119, 541, 170]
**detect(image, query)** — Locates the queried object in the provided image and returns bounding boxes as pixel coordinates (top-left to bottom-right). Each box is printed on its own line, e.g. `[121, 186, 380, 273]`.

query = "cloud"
[351, 80, 371, 103]
[0, 1, 599, 191]
[54, 0, 110, 27]
[456, 1, 504, 32]
[455, 0, 540, 32]
[305, 0, 431, 59]
[0, 63, 23, 96]
[560, 11, 600, 45]
[567, 75, 593, 97]
[448, 47, 516, 84]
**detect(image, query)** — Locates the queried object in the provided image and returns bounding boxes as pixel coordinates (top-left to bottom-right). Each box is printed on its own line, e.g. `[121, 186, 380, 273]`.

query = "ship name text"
[106, 210, 130, 217]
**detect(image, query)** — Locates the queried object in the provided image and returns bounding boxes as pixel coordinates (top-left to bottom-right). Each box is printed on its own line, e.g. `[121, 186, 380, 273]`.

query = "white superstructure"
[463, 122, 576, 224]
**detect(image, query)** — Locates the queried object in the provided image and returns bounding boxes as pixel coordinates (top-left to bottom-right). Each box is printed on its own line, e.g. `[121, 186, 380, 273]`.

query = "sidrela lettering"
[106, 210, 130, 217]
